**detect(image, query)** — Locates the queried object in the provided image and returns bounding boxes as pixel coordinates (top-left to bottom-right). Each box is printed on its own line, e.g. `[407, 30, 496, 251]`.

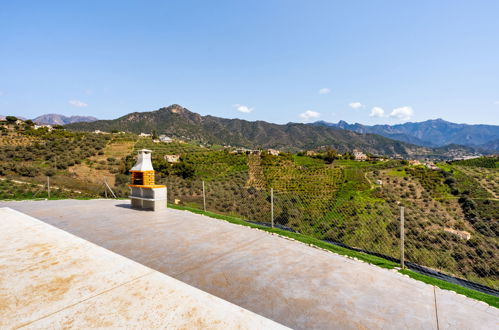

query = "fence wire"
[158, 168, 498, 292]
[0, 175, 116, 200]
[0, 163, 497, 292]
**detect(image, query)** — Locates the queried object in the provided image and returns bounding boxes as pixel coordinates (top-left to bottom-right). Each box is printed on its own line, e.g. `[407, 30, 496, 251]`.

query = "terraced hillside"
[370, 164, 498, 287]
[0, 121, 131, 197]
[456, 166, 498, 198]
[154, 154, 498, 289]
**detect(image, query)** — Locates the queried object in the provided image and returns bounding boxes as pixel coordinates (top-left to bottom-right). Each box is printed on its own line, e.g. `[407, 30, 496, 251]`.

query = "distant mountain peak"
[157, 104, 188, 114]
[427, 118, 452, 124]
[65, 104, 440, 157]
[313, 118, 499, 152]
[33, 114, 98, 125]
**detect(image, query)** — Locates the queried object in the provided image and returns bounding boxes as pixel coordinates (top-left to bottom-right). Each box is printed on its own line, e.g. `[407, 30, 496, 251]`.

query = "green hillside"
[65, 104, 448, 158]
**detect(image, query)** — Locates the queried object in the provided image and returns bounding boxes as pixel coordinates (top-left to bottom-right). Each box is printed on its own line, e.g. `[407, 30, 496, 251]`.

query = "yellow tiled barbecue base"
[130, 170, 155, 185]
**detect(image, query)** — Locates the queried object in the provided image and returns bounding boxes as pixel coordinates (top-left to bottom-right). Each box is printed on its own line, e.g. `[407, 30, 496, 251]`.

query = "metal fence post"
[47, 176, 50, 199]
[400, 206, 405, 269]
[271, 188, 274, 228]
[202, 180, 206, 212]
[104, 180, 117, 199]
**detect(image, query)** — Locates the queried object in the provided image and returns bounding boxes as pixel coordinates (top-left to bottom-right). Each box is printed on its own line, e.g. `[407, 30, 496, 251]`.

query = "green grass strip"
[169, 204, 498, 309]
[0, 196, 128, 201]
[399, 269, 498, 308]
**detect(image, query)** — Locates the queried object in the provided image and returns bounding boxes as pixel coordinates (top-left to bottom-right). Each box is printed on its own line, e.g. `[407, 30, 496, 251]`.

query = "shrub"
[115, 173, 129, 185]
[6, 116, 18, 123]
[444, 177, 456, 185]
[45, 168, 56, 177]
[17, 165, 40, 177]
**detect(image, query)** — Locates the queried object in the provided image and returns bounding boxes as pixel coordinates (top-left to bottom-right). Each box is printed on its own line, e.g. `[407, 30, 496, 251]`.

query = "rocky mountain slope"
[313, 119, 499, 152]
[33, 114, 98, 125]
[65, 105, 478, 159]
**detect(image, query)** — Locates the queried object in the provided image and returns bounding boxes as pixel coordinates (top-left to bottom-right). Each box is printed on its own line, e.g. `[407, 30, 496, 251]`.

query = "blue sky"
[1, 0, 498, 125]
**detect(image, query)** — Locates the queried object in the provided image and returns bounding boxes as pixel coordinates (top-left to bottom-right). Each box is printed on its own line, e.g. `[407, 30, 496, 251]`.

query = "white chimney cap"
[131, 149, 154, 171]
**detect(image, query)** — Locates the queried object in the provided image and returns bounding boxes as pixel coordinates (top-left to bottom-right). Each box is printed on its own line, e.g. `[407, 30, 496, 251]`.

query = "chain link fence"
[161, 174, 399, 258]
[0, 175, 117, 200]
[0, 164, 497, 294]
[157, 168, 498, 293]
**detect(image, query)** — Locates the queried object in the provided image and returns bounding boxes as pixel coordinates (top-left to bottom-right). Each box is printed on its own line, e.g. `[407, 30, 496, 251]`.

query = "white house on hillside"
[164, 155, 180, 163]
[34, 124, 53, 131]
[267, 149, 281, 156]
[353, 149, 368, 161]
[159, 135, 173, 143]
[424, 162, 440, 171]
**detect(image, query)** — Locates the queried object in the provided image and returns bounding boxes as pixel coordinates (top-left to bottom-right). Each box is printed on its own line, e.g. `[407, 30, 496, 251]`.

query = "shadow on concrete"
[114, 203, 157, 212]
[114, 203, 132, 209]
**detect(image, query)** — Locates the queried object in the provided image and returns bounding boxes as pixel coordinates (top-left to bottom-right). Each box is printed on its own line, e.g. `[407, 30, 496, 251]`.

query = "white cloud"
[69, 100, 88, 107]
[389, 106, 414, 121]
[349, 102, 363, 109]
[299, 110, 321, 120]
[494, 101, 499, 105]
[319, 88, 331, 95]
[234, 104, 253, 113]
[369, 106, 385, 118]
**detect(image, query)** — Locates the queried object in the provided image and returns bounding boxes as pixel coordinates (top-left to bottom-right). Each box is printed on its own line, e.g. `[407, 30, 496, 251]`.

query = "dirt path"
[0, 177, 83, 194]
[68, 139, 135, 186]
[478, 184, 498, 199]
[364, 171, 376, 190]
[454, 166, 499, 199]
[246, 154, 266, 189]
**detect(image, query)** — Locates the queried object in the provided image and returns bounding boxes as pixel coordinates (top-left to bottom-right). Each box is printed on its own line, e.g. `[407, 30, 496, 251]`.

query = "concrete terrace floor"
[0, 207, 286, 329]
[1, 199, 498, 330]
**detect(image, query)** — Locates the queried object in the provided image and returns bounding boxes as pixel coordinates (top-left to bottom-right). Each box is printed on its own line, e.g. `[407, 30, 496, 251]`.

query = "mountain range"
[32, 114, 98, 125]
[65, 104, 480, 159]
[313, 119, 499, 152]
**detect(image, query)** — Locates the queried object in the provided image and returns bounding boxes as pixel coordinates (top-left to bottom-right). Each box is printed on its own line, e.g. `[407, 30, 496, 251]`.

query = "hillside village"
[0, 117, 495, 173]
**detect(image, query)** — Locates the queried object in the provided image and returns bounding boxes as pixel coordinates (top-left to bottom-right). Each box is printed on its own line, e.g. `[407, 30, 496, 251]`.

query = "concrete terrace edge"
[171, 205, 499, 309]
[0, 207, 289, 329]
